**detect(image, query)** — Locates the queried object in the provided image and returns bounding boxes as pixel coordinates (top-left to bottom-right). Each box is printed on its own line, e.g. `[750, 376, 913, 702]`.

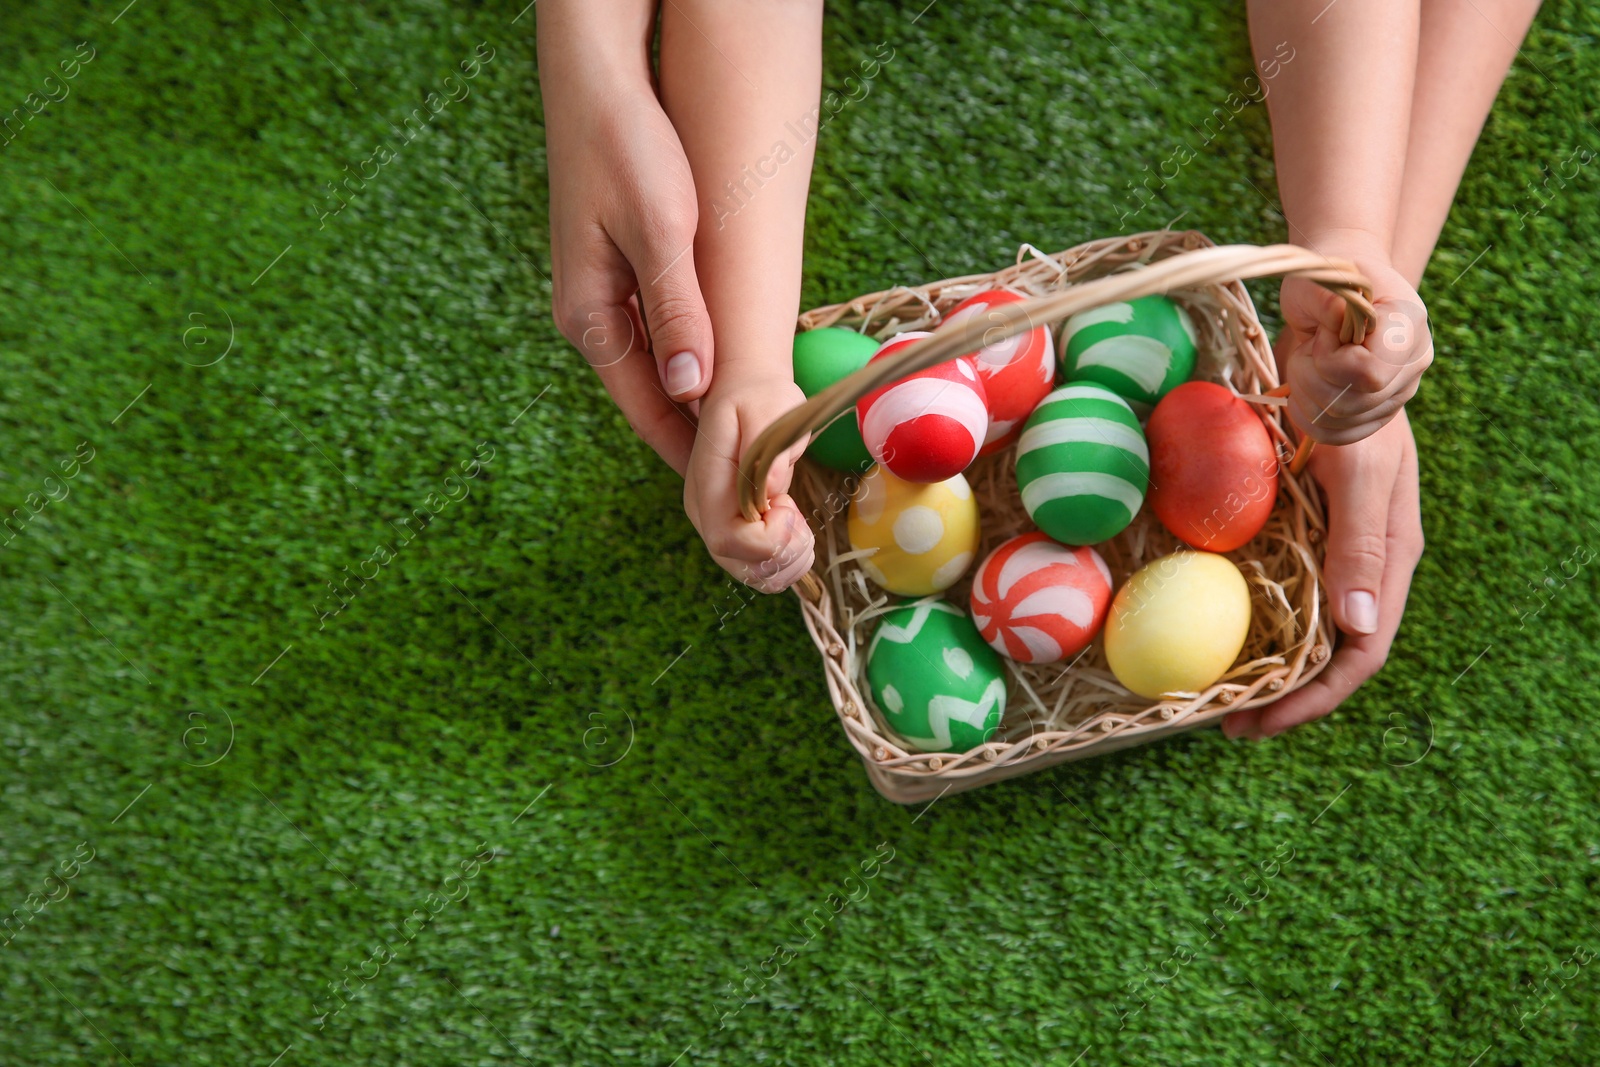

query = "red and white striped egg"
[857, 331, 989, 483]
[941, 289, 1055, 455]
[969, 531, 1114, 664]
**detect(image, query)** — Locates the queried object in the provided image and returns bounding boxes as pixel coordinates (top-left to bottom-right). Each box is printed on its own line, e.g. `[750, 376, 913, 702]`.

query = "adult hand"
[1223, 409, 1424, 739]
[1278, 231, 1434, 446]
[538, 5, 714, 477]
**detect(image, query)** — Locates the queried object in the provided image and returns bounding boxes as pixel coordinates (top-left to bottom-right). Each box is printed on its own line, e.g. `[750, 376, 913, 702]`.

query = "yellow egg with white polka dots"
[847, 464, 980, 596]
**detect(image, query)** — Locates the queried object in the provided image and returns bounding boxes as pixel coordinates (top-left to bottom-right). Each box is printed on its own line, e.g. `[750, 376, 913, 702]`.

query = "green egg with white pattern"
[1015, 383, 1149, 546]
[1060, 295, 1197, 414]
[865, 599, 1007, 754]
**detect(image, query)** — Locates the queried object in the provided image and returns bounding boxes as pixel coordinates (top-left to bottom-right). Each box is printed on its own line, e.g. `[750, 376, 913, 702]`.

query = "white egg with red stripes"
[939, 288, 1055, 455]
[969, 531, 1114, 664]
[856, 331, 989, 483]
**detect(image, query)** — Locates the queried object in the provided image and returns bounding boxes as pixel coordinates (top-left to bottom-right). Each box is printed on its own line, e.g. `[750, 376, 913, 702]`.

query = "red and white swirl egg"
[940, 289, 1055, 455]
[857, 331, 989, 483]
[969, 531, 1114, 664]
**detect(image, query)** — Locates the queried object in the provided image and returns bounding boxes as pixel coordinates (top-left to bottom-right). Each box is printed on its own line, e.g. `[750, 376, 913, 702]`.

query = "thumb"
[1278, 275, 1345, 343]
[1315, 444, 1400, 636]
[624, 230, 714, 403]
[765, 435, 808, 504]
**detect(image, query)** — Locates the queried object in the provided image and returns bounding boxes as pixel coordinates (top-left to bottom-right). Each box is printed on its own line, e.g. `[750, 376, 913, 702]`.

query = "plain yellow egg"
[1103, 551, 1252, 699]
[847, 464, 980, 596]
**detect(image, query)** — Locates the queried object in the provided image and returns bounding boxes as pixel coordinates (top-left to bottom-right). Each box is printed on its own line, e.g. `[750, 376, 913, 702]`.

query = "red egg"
[941, 289, 1055, 455]
[1146, 381, 1280, 552]
[970, 531, 1113, 663]
[857, 331, 989, 483]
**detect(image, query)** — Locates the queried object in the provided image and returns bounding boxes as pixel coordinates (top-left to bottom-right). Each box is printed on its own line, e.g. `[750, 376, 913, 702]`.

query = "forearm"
[1392, 0, 1541, 286]
[1248, 0, 1420, 255]
[536, 0, 655, 100]
[658, 0, 824, 391]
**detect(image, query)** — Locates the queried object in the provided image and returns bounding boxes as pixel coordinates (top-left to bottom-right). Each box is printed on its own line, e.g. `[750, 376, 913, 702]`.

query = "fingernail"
[1345, 590, 1379, 634]
[664, 351, 700, 395]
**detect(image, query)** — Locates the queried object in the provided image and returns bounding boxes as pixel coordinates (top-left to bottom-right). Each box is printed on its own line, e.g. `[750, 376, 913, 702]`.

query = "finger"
[553, 240, 698, 476]
[1220, 707, 1261, 740]
[687, 420, 809, 567]
[1251, 424, 1422, 737]
[765, 434, 808, 504]
[731, 495, 815, 593]
[1284, 388, 1412, 446]
[591, 299, 698, 477]
[1277, 276, 1345, 338]
[1245, 638, 1386, 738]
[1279, 283, 1431, 446]
[744, 548, 813, 594]
[1319, 421, 1405, 637]
[732, 495, 812, 591]
[616, 218, 715, 403]
[1364, 293, 1432, 378]
[1285, 350, 1420, 445]
[1309, 312, 1429, 399]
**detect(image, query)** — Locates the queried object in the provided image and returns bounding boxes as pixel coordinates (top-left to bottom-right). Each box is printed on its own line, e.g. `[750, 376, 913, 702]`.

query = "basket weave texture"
[768, 230, 1355, 804]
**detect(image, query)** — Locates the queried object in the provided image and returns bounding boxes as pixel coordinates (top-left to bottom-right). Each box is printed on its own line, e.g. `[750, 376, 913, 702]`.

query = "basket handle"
[739, 242, 1374, 521]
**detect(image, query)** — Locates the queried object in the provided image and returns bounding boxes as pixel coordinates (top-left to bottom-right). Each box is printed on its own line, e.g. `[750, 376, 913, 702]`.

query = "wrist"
[707, 356, 793, 396]
[1290, 225, 1392, 267]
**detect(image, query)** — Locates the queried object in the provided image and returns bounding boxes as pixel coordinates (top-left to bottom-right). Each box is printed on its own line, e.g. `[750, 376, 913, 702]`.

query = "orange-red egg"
[1146, 382, 1279, 552]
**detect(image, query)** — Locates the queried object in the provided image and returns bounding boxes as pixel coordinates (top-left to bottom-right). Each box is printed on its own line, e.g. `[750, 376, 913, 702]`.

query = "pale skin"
[1224, 0, 1541, 738]
[661, 0, 824, 594]
[537, 0, 1540, 732]
[538, 0, 704, 476]
[538, 0, 820, 593]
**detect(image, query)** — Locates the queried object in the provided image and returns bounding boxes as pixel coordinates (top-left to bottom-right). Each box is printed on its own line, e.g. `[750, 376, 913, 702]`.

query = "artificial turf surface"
[2, 0, 1599, 1063]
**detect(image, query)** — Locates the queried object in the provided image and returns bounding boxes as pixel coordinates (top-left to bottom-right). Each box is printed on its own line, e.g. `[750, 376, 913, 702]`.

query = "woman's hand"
[1278, 231, 1434, 446]
[1225, 236, 1428, 739]
[538, 2, 716, 477]
[1223, 409, 1424, 739]
[683, 377, 815, 594]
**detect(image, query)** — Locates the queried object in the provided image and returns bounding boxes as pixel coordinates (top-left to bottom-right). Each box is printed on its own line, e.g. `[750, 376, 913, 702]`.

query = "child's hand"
[684, 377, 815, 594]
[1277, 234, 1434, 446]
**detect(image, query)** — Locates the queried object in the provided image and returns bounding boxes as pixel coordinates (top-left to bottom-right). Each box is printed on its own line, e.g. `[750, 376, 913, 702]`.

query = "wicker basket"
[739, 230, 1374, 804]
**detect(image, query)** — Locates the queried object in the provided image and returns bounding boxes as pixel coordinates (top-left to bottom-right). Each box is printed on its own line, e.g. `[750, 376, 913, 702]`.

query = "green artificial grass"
[2, 0, 1599, 1063]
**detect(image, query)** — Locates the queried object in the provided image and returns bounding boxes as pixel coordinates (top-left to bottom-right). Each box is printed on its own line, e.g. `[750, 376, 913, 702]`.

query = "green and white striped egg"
[865, 598, 1007, 754]
[1015, 383, 1150, 546]
[1060, 295, 1198, 413]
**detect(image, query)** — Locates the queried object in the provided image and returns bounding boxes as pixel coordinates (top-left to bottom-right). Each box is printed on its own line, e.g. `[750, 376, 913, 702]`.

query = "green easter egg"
[1060, 295, 1198, 414]
[793, 327, 879, 472]
[1015, 383, 1149, 546]
[865, 599, 1007, 753]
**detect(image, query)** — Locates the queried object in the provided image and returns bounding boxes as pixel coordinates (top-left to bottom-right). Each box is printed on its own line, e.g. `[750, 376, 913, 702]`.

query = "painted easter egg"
[857, 331, 989, 483]
[940, 289, 1055, 455]
[847, 464, 979, 596]
[1147, 381, 1280, 552]
[1015, 383, 1149, 546]
[1060, 295, 1198, 413]
[969, 532, 1114, 664]
[866, 598, 1008, 753]
[793, 327, 880, 472]
[1103, 551, 1252, 699]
